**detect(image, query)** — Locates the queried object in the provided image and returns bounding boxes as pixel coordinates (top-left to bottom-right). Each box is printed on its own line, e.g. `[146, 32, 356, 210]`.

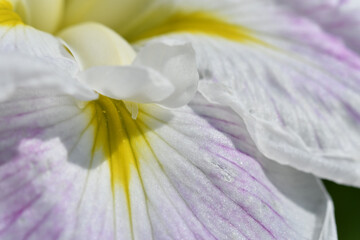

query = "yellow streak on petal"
[0, 0, 23, 26]
[127, 11, 265, 45]
[90, 95, 147, 235]
[91, 95, 136, 191]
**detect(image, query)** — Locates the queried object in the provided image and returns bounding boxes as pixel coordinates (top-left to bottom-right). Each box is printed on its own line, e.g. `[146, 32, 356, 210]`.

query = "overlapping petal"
[0, 5, 71, 66]
[131, 0, 360, 187]
[0, 4, 92, 99]
[78, 40, 199, 107]
[0, 83, 337, 239]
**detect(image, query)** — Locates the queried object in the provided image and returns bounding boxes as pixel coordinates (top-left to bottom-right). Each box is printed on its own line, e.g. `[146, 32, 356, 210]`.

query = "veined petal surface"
[0, 90, 115, 240]
[0, 84, 336, 240]
[132, 0, 360, 187]
[274, 0, 360, 54]
[0, 0, 343, 239]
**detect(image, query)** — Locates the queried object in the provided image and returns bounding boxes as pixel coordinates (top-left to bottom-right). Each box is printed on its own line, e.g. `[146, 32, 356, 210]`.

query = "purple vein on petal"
[0, 193, 42, 236]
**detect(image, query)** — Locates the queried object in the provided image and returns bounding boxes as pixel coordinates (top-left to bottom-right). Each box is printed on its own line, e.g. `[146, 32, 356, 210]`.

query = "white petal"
[78, 41, 199, 108]
[0, 10, 78, 74]
[0, 52, 96, 102]
[0, 6, 97, 103]
[0, 90, 337, 239]
[136, 2, 360, 186]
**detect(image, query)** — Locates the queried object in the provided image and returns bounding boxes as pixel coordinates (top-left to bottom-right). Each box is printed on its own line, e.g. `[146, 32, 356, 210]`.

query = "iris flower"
[0, 0, 359, 239]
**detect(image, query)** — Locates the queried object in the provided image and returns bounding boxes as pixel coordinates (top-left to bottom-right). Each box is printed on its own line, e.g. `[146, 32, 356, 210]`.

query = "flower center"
[2, 0, 200, 118]
[89, 95, 143, 191]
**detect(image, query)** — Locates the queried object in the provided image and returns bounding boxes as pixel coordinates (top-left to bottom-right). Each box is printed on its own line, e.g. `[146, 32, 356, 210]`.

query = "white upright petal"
[78, 41, 198, 108]
[133, 41, 199, 107]
[78, 66, 174, 103]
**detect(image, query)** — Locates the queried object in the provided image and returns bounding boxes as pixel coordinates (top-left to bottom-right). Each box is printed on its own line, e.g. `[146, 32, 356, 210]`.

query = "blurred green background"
[324, 181, 360, 240]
